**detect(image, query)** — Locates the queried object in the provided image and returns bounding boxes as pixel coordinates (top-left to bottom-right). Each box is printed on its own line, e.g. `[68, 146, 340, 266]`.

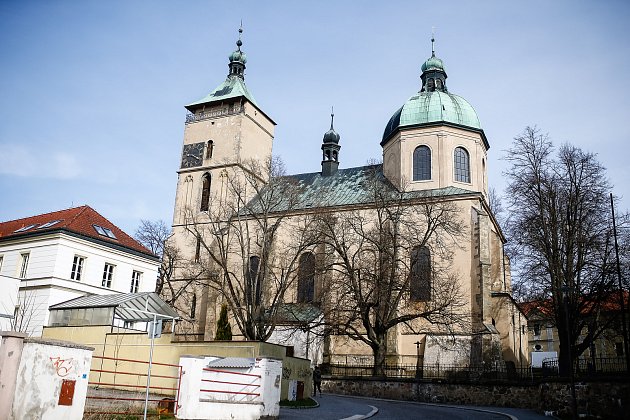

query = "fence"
[200, 367, 262, 402]
[84, 354, 182, 418]
[325, 362, 533, 382]
[541, 357, 627, 378]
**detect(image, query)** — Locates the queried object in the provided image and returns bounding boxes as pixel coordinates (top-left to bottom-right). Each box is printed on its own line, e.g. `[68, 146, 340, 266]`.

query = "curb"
[339, 405, 378, 420]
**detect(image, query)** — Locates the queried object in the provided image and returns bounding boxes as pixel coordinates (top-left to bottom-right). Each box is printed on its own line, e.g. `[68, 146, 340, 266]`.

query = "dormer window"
[93, 224, 117, 239]
[15, 224, 38, 233]
[37, 220, 62, 229]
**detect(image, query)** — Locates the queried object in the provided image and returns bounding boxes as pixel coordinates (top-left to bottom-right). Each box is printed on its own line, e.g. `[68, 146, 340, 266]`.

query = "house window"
[19, 253, 30, 279]
[200, 173, 211, 211]
[297, 252, 315, 303]
[130, 270, 142, 293]
[70, 256, 85, 281]
[413, 145, 431, 181]
[533, 323, 541, 337]
[102, 263, 115, 288]
[410, 246, 431, 301]
[454, 147, 470, 183]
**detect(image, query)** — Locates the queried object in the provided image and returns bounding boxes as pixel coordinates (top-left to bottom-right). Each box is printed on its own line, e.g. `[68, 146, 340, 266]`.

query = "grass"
[280, 397, 318, 408]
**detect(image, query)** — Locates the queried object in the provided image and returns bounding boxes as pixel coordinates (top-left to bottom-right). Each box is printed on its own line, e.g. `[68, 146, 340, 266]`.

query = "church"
[167, 28, 528, 371]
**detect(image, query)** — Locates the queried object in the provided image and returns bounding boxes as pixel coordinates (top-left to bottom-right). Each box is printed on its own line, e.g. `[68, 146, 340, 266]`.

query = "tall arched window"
[247, 255, 261, 306]
[410, 246, 431, 301]
[190, 293, 197, 319]
[206, 140, 214, 159]
[413, 145, 431, 181]
[200, 173, 211, 211]
[297, 252, 315, 303]
[454, 147, 470, 183]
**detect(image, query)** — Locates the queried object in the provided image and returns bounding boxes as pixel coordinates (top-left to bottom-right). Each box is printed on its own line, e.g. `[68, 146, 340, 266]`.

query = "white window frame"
[102, 263, 115, 288]
[130, 270, 142, 293]
[0, 255, 4, 273]
[19, 253, 30, 279]
[70, 255, 85, 281]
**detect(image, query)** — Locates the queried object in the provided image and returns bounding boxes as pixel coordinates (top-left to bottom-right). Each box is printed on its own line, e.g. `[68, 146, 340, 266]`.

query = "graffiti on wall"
[50, 357, 74, 377]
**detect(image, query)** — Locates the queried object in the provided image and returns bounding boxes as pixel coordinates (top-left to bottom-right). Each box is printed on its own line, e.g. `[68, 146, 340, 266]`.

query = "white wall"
[0, 232, 159, 336]
[9, 338, 93, 420]
[0, 275, 20, 331]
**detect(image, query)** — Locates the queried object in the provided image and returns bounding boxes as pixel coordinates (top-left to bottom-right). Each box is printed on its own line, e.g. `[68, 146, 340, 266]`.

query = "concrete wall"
[42, 326, 312, 400]
[322, 377, 630, 419]
[0, 331, 94, 420]
[178, 356, 282, 420]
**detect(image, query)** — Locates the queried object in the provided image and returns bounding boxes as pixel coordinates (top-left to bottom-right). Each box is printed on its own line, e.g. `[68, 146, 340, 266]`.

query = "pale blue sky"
[1, 1, 629, 234]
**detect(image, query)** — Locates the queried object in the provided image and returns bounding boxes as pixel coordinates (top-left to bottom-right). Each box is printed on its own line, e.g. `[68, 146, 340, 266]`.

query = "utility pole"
[610, 193, 630, 374]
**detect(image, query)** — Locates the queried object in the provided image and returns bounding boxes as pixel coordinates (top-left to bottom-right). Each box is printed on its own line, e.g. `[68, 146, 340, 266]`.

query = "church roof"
[249, 165, 479, 214]
[186, 76, 257, 111]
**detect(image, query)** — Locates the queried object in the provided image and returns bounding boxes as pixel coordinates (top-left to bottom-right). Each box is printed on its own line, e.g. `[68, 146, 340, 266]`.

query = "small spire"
[330, 106, 335, 130]
[237, 21, 243, 49]
[431, 26, 436, 57]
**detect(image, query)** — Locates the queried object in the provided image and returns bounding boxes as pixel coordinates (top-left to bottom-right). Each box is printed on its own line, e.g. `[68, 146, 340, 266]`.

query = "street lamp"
[561, 286, 578, 420]
[414, 340, 422, 379]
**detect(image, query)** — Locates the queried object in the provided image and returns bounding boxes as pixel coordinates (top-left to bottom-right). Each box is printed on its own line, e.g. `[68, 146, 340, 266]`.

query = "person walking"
[312, 365, 322, 397]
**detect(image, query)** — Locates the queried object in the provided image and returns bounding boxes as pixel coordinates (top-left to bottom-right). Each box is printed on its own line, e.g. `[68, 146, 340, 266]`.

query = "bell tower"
[168, 28, 276, 339]
[172, 27, 276, 227]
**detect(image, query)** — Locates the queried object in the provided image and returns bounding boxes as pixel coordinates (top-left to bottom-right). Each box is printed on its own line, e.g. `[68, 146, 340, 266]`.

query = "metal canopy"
[49, 292, 180, 322]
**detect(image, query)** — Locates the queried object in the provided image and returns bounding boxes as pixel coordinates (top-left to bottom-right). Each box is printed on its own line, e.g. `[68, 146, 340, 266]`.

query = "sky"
[1, 1, 629, 235]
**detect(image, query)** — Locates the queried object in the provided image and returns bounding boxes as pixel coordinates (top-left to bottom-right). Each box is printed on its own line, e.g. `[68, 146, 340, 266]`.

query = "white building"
[0, 205, 159, 336]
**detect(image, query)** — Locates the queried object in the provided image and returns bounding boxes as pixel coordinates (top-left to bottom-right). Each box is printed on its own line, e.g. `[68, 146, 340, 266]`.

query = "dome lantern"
[321, 109, 341, 177]
[228, 26, 247, 80]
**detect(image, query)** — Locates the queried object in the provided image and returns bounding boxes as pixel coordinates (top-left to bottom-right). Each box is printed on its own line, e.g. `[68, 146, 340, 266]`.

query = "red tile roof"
[0, 206, 155, 258]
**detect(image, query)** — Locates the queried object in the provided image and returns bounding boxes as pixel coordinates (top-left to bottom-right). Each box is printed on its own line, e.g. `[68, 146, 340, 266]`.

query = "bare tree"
[315, 167, 469, 376]
[134, 219, 181, 297]
[183, 157, 320, 341]
[503, 126, 629, 375]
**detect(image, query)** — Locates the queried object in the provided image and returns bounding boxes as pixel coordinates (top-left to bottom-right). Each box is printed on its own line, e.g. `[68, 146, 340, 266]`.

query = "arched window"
[413, 145, 431, 181]
[454, 147, 470, 183]
[427, 78, 435, 91]
[247, 255, 261, 306]
[206, 140, 214, 159]
[436, 79, 442, 89]
[200, 173, 211, 211]
[190, 294, 197, 319]
[410, 246, 431, 301]
[297, 252, 315, 303]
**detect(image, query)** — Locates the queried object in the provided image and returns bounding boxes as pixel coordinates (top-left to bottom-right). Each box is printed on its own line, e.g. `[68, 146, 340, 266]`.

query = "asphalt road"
[280, 393, 550, 420]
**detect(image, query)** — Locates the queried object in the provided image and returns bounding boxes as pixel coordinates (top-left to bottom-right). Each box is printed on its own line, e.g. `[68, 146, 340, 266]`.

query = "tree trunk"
[372, 336, 387, 377]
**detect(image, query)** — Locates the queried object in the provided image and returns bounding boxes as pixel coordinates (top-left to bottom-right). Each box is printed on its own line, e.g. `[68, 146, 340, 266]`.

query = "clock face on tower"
[181, 142, 204, 168]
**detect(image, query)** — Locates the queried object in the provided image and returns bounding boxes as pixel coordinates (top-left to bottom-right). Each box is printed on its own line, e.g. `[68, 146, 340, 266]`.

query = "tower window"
[200, 173, 211, 211]
[195, 235, 201, 262]
[297, 252, 315, 303]
[410, 246, 431, 301]
[454, 147, 470, 183]
[190, 294, 196, 319]
[413, 145, 431, 181]
[247, 256, 261, 306]
[206, 140, 214, 159]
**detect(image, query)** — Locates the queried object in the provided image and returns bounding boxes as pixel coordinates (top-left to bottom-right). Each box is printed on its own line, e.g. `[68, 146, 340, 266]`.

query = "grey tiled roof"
[249, 164, 478, 214]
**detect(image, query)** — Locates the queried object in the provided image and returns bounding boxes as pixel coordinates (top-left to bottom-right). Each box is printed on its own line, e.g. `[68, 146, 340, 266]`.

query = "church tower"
[172, 27, 275, 226]
[381, 37, 489, 198]
[169, 28, 275, 338]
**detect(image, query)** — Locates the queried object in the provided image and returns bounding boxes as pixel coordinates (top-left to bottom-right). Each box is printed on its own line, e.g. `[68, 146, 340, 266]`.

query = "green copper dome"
[382, 91, 481, 143]
[229, 49, 247, 64]
[421, 55, 445, 72]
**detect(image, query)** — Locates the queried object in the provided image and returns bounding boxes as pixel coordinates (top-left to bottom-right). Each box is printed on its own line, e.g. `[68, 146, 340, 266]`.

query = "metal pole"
[610, 193, 630, 374]
[144, 314, 156, 420]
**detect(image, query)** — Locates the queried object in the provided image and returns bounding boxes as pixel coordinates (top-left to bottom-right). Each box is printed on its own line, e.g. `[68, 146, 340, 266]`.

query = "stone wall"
[322, 377, 630, 419]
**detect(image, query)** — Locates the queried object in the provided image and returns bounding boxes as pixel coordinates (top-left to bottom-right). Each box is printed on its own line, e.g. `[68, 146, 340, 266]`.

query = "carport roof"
[49, 292, 179, 322]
